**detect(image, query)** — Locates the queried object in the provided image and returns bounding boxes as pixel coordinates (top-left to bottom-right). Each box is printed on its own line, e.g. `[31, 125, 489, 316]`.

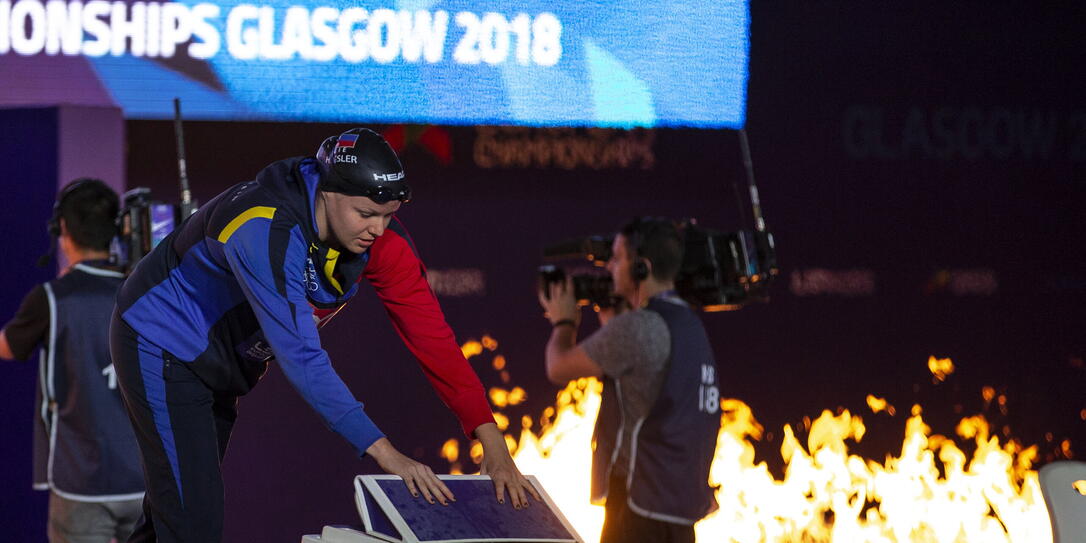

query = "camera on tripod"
[538, 220, 778, 312]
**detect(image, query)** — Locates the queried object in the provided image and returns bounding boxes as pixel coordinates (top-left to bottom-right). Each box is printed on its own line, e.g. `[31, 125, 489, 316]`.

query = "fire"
[454, 344, 1055, 542]
[865, 395, 896, 416]
[927, 356, 955, 382]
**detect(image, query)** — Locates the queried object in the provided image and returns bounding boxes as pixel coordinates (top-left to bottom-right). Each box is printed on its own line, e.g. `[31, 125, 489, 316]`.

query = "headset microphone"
[36, 240, 56, 268]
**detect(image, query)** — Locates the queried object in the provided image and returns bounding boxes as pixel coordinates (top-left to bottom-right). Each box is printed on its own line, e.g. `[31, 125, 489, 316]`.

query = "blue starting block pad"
[301, 474, 583, 543]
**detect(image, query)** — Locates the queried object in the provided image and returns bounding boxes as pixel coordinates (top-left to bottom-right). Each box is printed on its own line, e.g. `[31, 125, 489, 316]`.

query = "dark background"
[2, 3, 1084, 541]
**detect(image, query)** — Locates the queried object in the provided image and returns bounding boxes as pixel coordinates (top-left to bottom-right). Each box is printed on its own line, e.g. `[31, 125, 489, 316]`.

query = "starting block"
[302, 474, 583, 543]
[1040, 461, 1086, 543]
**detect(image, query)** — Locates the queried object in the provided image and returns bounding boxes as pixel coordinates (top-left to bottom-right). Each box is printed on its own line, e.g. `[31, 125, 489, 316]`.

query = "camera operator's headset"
[626, 217, 658, 283]
[47, 178, 104, 236]
[39, 178, 105, 266]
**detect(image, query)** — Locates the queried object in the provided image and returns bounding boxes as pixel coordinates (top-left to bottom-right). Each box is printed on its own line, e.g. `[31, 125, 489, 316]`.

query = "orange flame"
[452, 344, 1054, 542]
[461, 340, 483, 359]
[928, 356, 955, 382]
[440, 438, 459, 463]
[866, 394, 896, 416]
[488, 387, 526, 408]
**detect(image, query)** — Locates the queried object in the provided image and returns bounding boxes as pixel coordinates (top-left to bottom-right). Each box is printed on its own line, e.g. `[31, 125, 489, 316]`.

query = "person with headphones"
[1, 179, 145, 543]
[538, 217, 721, 543]
[110, 128, 539, 542]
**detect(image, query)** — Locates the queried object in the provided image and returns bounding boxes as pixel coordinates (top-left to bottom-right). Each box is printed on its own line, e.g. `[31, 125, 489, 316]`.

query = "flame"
[440, 438, 463, 475]
[452, 345, 1055, 542]
[866, 394, 896, 416]
[489, 386, 527, 408]
[928, 356, 955, 382]
[440, 438, 459, 463]
[1074, 480, 1086, 496]
[461, 340, 483, 359]
[508, 378, 606, 539]
[508, 387, 526, 405]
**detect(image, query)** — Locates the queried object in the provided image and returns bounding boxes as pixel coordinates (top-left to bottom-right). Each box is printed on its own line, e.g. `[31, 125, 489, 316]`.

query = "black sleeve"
[2, 284, 49, 360]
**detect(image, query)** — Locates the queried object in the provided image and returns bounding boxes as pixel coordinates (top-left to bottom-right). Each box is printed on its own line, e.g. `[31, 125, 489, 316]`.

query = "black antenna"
[173, 98, 196, 217]
[738, 129, 766, 232]
[729, 149, 750, 229]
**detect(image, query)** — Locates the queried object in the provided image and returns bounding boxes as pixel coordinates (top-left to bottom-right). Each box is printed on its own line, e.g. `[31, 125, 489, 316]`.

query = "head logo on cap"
[374, 172, 405, 182]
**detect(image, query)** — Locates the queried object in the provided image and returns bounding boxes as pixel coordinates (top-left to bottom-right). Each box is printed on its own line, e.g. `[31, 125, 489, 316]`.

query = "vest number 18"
[698, 364, 719, 414]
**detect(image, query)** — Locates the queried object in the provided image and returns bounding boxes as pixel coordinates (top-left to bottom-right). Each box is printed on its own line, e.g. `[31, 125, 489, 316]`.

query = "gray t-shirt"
[581, 309, 670, 477]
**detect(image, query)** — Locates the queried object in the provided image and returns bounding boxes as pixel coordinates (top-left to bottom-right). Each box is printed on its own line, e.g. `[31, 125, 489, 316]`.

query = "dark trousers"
[599, 475, 696, 543]
[109, 312, 238, 543]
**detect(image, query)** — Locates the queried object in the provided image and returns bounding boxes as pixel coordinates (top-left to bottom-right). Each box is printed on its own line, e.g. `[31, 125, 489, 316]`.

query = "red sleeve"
[363, 216, 494, 438]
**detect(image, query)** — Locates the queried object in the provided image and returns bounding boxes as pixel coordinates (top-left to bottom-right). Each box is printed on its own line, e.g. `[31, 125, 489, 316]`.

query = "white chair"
[1040, 461, 1086, 543]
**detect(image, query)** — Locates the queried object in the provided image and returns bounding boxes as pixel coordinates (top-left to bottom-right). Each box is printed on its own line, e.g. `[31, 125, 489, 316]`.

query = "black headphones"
[38, 178, 106, 268]
[627, 218, 651, 282]
[46, 178, 101, 237]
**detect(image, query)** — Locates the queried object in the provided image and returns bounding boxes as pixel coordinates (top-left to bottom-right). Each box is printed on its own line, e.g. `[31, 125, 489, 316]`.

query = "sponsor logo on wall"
[789, 267, 1001, 298]
[473, 126, 655, 170]
[426, 268, 485, 296]
[790, 268, 877, 297]
[923, 269, 998, 296]
[842, 105, 1085, 162]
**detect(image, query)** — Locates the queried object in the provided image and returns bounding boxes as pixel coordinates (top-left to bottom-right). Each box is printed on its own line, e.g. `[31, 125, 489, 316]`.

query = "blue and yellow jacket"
[116, 157, 492, 455]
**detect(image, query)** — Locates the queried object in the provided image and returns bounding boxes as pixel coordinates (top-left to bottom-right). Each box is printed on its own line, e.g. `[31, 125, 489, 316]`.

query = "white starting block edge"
[303, 525, 392, 543]
[302, 474, 583, 543]
[1039, 460, 1086, 543]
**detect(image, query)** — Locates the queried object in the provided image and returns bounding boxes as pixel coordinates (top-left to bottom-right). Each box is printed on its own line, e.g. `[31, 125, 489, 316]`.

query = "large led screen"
[0, 0, 748, 126]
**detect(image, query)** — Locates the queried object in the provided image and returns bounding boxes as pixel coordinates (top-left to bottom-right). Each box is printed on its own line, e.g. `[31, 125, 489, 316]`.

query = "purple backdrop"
[0, 105, 125, 542]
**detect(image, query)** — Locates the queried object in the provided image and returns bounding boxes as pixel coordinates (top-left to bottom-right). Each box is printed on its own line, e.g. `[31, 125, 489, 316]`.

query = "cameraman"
[0, 179, 144, 543]
[538, 218, 721, 543]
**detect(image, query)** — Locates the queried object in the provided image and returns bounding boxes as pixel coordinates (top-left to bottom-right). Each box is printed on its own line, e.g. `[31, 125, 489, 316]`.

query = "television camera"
[111, 99, 198, 272]
[539, 130, 778, 312]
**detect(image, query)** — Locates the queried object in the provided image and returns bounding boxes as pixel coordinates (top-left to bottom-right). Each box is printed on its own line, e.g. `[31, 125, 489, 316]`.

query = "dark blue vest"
[591, 295, 721, 524]
[35, 262, 144, 500]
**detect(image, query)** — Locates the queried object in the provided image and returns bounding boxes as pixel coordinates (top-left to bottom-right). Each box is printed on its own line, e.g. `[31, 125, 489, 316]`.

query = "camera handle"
[737, 129, 767, 233]
[174, 98, 198, 218]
